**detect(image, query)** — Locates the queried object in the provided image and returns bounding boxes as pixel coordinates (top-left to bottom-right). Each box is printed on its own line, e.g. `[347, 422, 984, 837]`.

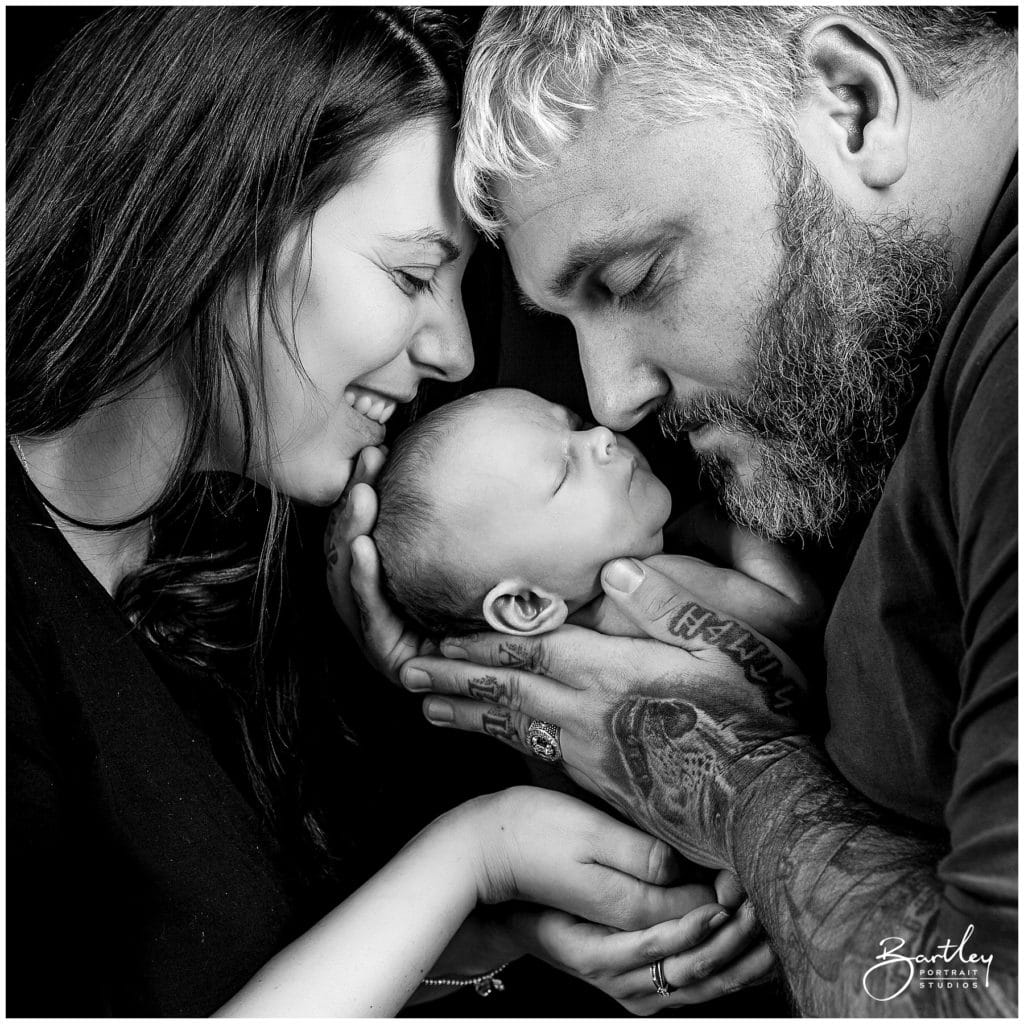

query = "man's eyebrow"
[386, 229, 462, 262]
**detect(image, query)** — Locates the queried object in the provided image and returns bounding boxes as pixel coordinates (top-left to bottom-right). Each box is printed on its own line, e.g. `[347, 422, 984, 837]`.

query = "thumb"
[601, 558, 808, 706]
[713, 869, 746, 910]
[600, 558, 708, 650]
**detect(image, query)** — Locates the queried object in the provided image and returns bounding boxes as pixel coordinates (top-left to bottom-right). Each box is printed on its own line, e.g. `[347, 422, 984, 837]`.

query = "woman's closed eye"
[392, 266, 438, 296]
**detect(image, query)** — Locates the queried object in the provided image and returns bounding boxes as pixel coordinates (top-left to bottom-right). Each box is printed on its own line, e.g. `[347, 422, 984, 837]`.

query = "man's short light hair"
[456, 6, 1014, 238]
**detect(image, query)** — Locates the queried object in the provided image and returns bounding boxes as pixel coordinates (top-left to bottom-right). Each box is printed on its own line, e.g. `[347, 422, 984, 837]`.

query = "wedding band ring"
[526, 720, 562, 763]
[650, 958, 672, 997]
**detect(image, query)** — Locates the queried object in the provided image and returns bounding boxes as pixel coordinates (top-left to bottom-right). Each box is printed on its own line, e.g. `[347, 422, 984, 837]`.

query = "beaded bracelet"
[421, 961, 511, 997]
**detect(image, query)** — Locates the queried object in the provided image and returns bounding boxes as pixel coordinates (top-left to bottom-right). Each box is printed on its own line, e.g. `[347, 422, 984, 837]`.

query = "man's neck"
[908, 70, 1017, 289]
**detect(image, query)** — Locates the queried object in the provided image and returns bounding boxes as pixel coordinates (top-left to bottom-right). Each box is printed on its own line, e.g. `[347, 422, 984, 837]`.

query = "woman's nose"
[409, 298, 475, 383]
[583, 425, 617, 464]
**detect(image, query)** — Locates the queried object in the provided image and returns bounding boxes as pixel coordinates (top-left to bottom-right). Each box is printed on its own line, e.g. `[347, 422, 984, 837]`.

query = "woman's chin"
[276, 459, 355, 507]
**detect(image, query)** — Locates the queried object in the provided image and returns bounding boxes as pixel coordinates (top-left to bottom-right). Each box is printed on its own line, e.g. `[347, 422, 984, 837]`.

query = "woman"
[7, 8, 758, 1017]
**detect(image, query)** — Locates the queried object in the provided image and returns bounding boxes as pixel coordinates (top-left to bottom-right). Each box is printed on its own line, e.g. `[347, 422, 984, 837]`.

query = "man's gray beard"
[660, 139, 955, 542]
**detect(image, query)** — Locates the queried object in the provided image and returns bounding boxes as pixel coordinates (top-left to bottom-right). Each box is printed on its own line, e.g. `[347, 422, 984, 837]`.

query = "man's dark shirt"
[825, 168, 1017, 963]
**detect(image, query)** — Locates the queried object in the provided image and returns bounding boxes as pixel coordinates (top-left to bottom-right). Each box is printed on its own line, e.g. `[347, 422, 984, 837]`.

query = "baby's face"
[433, 390, 672, 606]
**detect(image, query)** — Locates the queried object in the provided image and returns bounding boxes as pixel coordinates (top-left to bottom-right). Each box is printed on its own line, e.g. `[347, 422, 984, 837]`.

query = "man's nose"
[582, 424, 617, 464]
[409, 298, 475, 383]
[575, 319, 667, 431]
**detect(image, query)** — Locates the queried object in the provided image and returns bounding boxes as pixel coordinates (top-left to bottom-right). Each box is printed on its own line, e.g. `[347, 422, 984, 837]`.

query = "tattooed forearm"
[732, 749, 1017, 1016]
[605, 693, 804, 867]
[604, 692, 1015, 1015]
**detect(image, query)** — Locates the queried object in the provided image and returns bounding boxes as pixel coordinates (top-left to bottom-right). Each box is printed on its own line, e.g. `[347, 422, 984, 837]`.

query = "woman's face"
[225, 119, 475, 505]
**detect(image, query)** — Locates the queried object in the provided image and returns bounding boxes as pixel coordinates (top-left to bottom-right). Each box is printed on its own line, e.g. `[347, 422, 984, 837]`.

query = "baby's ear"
[482, 580, 568, 636]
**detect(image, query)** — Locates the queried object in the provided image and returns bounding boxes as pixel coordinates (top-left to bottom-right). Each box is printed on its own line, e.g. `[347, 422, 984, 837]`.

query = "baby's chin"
[566, 536, 665, 611]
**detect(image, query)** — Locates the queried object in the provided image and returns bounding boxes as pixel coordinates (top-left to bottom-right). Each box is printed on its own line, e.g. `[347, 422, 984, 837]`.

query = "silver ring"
[650, 959, 672, 997]
[526, 720, 562, 763]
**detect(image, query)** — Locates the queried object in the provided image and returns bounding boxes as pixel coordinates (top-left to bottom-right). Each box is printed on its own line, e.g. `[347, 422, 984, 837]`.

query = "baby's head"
[374, 388, 671, 637]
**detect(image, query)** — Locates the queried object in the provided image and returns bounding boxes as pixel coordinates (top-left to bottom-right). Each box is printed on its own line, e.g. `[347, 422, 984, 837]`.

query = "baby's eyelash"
[553, 454, 571, 494]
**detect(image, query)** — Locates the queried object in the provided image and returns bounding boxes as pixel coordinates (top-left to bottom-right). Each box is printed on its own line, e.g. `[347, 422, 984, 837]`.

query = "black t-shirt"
[824, 169, 1017, 960]
[6, 461, 336, 1015]
[6, 457, 535, 1016]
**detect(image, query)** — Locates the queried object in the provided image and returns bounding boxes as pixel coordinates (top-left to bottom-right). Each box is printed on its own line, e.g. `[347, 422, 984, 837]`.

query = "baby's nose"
[585, 425, 617, 463]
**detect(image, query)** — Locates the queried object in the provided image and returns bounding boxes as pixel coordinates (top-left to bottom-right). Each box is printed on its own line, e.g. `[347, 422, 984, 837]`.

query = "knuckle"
[498, 638, 545, 674]
[645, 589, 685, 622]
[646, 840, 674, 885]
[506, 672, 525, 712]
[514, 715, 531, 746]
[687, 956, 715, 982]
[721, 977, 749, 997]
[638, 938, 665, 963]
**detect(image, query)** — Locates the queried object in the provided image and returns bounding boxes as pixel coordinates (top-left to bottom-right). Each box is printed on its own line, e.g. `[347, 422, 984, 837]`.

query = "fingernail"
[708, 911, 730, 930]
[403, 667, 431, 691]
[424, 698, 454, 724]
[441, 640, 468, 660]
[603, 558, 645, 594]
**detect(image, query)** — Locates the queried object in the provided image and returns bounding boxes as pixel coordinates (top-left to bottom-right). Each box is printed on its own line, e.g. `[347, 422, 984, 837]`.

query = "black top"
[825, 167, 1018, 960]
[5, 456, 530, 1016]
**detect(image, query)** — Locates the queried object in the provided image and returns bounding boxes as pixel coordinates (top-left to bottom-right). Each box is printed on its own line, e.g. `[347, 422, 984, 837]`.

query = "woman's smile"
[344, 384, 401, 426]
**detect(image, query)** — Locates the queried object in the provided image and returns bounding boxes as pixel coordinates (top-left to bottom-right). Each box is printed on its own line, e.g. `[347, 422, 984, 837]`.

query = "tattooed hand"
[399, 557, 810, 869]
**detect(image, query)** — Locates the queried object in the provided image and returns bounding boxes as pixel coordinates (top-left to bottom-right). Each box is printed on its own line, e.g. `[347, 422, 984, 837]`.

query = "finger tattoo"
[481, 708, 521, 745]
[467, 674, 520, 708]
[666, 603, 798, 713]
[498, 640, 542, 673]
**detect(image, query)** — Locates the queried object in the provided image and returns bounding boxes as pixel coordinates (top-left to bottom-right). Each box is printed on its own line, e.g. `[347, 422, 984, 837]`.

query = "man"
[332, 7, 1016, 1015]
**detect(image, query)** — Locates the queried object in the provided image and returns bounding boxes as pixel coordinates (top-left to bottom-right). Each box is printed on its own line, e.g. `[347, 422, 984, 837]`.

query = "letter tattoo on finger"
[481, 708, 521, 746]
[498, 641, 541, 673]
[667, 603, 800, 713]
[468, 674, 521, 709]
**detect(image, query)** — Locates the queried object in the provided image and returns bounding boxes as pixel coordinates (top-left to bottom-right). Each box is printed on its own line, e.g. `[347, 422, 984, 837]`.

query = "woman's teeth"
[344, 388, 396, 425]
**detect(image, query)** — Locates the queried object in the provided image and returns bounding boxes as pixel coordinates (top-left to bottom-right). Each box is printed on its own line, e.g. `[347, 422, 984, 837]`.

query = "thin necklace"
[9, 433, 156, 536]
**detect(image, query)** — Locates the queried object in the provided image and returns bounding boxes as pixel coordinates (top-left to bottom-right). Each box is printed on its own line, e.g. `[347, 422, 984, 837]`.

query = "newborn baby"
[374, 388, 820, 639]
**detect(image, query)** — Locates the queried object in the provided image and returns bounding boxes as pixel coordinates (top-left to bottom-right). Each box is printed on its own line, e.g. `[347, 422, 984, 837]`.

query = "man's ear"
[482, 580, 568, 636]
[793, 15, 912, 190]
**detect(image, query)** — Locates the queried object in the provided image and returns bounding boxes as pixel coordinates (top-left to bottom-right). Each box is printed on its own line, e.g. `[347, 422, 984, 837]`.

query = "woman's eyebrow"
[386, 229, 461, 262]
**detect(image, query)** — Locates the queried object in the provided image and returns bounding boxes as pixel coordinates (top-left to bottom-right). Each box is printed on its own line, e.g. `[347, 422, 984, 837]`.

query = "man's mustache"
[657, 389, 771, 442]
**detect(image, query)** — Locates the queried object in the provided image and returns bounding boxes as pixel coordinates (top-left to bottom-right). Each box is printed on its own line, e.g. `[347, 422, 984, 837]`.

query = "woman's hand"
[505, 899, 775, 1014]
[453, 786, 713, 932]
[324, 445, 432, 683]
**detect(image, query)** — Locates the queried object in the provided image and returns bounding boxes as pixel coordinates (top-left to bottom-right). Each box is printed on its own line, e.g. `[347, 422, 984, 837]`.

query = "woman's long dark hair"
[7, 7, 468, 876]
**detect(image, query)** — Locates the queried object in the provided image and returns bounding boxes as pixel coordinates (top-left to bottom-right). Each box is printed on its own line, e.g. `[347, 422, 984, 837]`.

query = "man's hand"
[399, 557, 810, 868]
[325, 445, 434, 684]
